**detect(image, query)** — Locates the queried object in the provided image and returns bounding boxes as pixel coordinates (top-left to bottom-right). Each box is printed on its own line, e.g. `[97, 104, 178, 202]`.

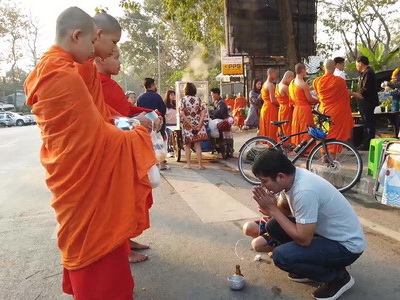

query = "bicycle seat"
[270, 120, 289, 126]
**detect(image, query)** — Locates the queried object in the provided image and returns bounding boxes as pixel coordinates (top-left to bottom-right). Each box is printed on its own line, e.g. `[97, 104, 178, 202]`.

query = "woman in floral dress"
[179, 82, 208, 169]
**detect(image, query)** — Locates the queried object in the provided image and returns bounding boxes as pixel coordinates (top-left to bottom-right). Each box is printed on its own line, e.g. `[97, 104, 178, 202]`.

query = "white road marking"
[51, 224, 58, 239]
[163, 168, 259, 223]
[359, 216, 400, 242]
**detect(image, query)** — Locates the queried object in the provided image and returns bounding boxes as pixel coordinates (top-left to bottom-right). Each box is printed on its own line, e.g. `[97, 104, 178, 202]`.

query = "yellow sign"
[221, 56, 243, 75]
[222, 63, 243, 75]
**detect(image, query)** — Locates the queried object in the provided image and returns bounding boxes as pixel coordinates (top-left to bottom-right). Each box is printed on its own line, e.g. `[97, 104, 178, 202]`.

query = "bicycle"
[238, 110, 363, 193]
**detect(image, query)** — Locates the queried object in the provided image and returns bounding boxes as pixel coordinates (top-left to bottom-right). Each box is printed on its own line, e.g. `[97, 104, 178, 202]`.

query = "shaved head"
[267, 68, 277, 76]
[93, 13, 121, 33]
[56, 7, 95, 43]
[324, 59, 335, 73]
[282, 70, 294, 82]
[295, 63, 306, 75]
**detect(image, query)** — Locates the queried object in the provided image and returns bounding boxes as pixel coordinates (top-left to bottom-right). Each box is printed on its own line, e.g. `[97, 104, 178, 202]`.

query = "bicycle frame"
[274, 129, 318, 163]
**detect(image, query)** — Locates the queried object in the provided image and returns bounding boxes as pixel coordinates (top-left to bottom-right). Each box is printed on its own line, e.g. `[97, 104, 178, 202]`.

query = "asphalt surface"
[1, 126, 400, 300]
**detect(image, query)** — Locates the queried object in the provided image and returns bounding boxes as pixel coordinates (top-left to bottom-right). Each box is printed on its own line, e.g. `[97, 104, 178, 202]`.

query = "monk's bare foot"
[129, 240, 150, 250]
[198, 165, 205, 170]
[183, 165, 191, 169]
[129, 251, 148, 263]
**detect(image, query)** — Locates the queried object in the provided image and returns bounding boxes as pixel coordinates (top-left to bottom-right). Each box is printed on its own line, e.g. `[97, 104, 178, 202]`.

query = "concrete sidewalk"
[228, 128, 375, 197]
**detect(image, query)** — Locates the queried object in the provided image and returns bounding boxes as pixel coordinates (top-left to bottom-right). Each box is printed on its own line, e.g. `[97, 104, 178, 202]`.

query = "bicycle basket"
[308, 126, 327, 140]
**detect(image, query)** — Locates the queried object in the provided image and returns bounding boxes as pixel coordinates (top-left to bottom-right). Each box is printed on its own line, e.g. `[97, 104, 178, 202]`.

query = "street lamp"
[121, 17, 161, 95]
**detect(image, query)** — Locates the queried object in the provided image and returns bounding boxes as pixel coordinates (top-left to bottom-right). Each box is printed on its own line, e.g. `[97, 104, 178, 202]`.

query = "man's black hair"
[210, 87, 220, 95]
[356, 56, 369, 66]
[334, 57, 345, 64]
[144, 78, 155, 89]
[252, 148, 295, 180]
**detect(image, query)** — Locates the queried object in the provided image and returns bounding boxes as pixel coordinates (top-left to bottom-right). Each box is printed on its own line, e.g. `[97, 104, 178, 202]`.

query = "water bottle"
[293, 140, 307, 153]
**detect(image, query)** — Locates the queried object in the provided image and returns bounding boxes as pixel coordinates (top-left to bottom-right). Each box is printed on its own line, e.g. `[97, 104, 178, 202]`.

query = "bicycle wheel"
[306, 139, 363, 193]
[238, 136, 278, 185]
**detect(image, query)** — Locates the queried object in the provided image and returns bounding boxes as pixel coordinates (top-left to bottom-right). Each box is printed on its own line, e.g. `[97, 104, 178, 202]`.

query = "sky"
[1, 0, 131, 75]
[16, 0, 126, 49]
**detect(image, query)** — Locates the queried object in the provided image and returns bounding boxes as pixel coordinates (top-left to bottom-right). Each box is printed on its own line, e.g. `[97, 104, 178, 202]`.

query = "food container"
[227, 275, 245, 290]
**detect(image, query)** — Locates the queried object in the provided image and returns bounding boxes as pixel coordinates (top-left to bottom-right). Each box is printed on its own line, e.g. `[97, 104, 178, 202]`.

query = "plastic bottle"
[293, 140, 307, 153]
[235, 265, 244, 277]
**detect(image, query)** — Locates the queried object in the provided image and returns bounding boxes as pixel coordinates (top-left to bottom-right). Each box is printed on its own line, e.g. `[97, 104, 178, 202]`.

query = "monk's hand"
[133, 112, 153, 132]
[253, 186, 278, 213]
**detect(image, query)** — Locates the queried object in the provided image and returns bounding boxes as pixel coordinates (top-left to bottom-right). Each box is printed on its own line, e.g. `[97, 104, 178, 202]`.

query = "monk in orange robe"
[276, 71, 295, 141]
[95, 47, 157, 264]
[233, 92, 247, 129]
[313, 59, 354, 153]
[289, 63, 319, 148]
[24, 8, 156, 299]
[95, 47, 152, 117]
[259, 68, 279, 139]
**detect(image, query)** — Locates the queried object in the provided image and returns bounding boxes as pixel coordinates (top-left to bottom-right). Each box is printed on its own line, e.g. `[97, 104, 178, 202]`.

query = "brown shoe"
[312, 270, 354, 300]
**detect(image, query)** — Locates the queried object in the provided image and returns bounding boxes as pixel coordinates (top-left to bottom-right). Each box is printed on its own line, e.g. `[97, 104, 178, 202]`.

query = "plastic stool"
[368, 138, 397, 178]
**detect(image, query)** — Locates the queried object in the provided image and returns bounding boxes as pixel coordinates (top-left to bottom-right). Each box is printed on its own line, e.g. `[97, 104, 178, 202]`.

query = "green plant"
[381, 97, 392, 111]
[347, 43, 400, 72]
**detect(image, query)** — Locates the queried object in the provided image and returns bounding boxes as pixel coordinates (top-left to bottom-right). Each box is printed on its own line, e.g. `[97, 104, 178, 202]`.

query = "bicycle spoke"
[307, 140, 362, 192]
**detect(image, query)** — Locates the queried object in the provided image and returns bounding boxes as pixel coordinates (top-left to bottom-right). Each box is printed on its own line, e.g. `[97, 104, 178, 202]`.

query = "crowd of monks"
[258, 60, 354, 148]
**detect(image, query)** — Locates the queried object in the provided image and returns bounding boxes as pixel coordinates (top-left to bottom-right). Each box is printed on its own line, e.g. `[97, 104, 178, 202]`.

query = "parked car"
[25, 114, 37, 125]
[0, 114, 13, 128]
[0, 112, 31, 126]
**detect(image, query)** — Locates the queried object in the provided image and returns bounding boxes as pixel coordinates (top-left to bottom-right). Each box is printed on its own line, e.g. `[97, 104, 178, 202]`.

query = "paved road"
[1, 126, 400, 299]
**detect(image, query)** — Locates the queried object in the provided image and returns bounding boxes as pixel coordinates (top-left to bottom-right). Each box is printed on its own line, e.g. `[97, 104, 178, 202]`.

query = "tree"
[163, 0, 224, 48]
[25, 14, 41, 68]
[277, 0, 300, 69]
[118, 0, 195, 92]
[0, 1, 29, 82]
[318, 0, 398, 61]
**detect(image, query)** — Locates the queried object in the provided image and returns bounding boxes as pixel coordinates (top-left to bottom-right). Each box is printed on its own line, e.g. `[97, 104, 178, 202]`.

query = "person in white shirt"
[333, 57, 347, 80]
[251, 148, 366, 300]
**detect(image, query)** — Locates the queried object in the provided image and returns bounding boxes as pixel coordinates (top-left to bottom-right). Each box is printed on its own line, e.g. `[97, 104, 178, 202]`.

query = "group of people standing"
[247, 56, 380, 151]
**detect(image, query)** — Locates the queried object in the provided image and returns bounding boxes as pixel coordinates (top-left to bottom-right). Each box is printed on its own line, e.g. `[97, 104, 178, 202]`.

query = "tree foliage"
[118, 0, 206, 93]
[0, 0, 42, 83]
[163, 0, 224, 48]
[318, 0, 398, 62]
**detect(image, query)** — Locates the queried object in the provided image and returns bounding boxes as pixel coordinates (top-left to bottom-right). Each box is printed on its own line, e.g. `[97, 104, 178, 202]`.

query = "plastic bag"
[209, 119, 222, 138]
[151, 131, 166, 162]
[148, 164, 161, 188]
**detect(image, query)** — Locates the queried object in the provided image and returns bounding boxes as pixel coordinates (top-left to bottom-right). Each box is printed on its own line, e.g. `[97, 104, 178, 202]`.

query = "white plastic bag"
[151, 131, 166, 162]
[147, 164, 161, 188]
[209, 119, 222, 138]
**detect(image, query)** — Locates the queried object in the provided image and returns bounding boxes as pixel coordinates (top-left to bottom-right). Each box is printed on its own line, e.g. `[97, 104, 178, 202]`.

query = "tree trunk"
[277, 0, 300, 70]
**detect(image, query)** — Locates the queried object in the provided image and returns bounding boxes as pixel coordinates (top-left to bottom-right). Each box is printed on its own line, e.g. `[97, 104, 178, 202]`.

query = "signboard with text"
[222, 56, 243, 75]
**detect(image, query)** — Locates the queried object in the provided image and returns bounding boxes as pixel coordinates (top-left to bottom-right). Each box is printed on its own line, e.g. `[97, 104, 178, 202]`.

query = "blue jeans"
[266, 218, 362, 283]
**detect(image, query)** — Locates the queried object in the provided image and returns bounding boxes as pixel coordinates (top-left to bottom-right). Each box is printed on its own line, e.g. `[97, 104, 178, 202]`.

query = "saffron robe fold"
[259, 83, 279, 139]
[99, 73, 152, 117]
[24, 46, 157, 270]
[313, 74, 354, 152]
[233, 97, 247, 127]
[276, 85, 293, 138]
[289, 81, 315, 147]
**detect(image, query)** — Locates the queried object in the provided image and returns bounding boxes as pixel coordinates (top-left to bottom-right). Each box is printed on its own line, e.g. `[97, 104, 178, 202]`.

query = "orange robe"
[259, 83, 279, 139]
[99, 73, 152, 117]
[289, 81, 314, 146]
[24, 46, 157, 270]
[275, 85, 293, 138]
[313, 73, 354, 152]
[225, 98, 235, 110]
[233, 97, 247, 127]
